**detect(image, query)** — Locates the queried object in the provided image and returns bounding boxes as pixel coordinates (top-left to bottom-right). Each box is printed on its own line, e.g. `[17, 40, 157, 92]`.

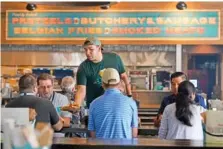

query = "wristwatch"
[127, 95, 132, 97]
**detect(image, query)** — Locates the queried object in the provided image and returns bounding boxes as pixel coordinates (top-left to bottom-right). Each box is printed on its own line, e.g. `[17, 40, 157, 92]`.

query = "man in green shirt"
[62, 36, 132, 110]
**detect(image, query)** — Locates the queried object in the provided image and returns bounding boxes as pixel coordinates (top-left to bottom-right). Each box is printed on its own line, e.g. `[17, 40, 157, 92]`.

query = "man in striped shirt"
[88, 68, 138, 138]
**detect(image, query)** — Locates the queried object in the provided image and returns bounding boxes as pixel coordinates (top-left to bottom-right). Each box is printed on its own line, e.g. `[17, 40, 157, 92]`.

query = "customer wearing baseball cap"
[62, 36, 132, 112]
[88, 68, 138, 138]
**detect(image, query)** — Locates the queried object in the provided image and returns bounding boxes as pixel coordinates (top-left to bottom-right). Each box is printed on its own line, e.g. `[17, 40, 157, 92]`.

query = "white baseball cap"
[102, 68, 120, 85]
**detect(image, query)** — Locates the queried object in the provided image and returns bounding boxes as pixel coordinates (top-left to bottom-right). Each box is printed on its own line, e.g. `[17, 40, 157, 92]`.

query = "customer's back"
[89, 89, 137, 138]
[6, 95, 59, 126]
[159, 103, 203, 140]
[88, 68, 138, 139]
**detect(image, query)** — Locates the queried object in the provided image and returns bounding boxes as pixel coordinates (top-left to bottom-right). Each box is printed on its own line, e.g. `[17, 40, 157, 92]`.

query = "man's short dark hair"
[170, 72, 187, 81]
[19, 74, 37, 92]
[83, 40, 92, 46]
[37, 73, 54, 85]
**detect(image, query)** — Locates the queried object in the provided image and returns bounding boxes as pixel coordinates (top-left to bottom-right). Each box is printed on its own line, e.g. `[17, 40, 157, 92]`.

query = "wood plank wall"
[1, 2, 223, 45]
[221, 54, 223, 100]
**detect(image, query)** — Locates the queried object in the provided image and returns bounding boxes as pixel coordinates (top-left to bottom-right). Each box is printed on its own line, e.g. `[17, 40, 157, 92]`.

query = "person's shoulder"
[80, 58, 88, 64]
[29, 95, 42, 100]
[89, 97, 101, 111]
[129, 98, 138, 107]
[21, 95, 42, 103]
[28, 96, 46, 102]
[195, 94, 205, 100]
[91, 94, 109, 107]
[35, 97, 53, 106]
[162, 94, 174, 102]
[91, 95, 103, 106]
[165, 102, 175, 111]
[124, 95, 134, 102]
[54, 92, 68, 100]
[36, 99, 56, 113]
[79, 59, 89, 68]
[190, 104, 206, 115]
[103, 52, 119, 58]
[5, 98, 18, 107]
[121, 95, 137, 106]
[167, 94, 175, 99]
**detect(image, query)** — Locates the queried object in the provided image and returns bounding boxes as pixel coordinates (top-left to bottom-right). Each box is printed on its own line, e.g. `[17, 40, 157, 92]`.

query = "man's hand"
[61, 103, 80, 113]
[59, 117, 65, 123]
[154, 115, 162, 127]
[29, 108, 37, 121]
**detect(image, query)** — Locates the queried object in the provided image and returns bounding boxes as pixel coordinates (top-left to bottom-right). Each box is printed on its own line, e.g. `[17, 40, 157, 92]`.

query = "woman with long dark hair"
[158, 81, 204, 140]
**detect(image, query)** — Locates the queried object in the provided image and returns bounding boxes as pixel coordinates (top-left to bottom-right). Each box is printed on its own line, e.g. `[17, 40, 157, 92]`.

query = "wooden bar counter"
[52, 138, 223, 149]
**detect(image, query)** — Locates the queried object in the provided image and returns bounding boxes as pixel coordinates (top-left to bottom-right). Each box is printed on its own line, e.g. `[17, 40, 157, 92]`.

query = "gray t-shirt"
[6, 95, 59, 125]
[158, 103, 204, 140]
[50, 92, 72, 118]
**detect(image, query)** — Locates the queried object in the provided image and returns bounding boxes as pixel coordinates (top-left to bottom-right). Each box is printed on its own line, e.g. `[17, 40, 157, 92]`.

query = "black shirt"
[6, 95, 59, 126]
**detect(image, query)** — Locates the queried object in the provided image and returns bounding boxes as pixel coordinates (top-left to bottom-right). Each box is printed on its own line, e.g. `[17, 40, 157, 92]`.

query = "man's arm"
[88, 103, 95, 138]
[49, 103, 63, 131]
[115, 53, 131, 96]
[131, 100, 138, 138]
[61, 117, 71, 127]
[60, 95, 72, 127]
[61, 85, 86, 112]
[75, 85, 86, 106]
[52, 119, 63, 131]
[132, 128, 138, 138]
[120, 72, 132, 96]
[75, 65, 87, 107]
[29, 108, 36, 122]
[36, 100, 63, 131]
[154, 114, 162, 128]
[154, 98, 166, 127]
[90, 131, 96, 138]
[201, 112, 206, 124]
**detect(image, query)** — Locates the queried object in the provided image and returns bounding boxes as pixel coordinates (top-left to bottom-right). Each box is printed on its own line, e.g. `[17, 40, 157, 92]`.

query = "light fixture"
[100, 2, 111, 10]
[100, 5, 110, 9]
[26, 3, 37, 11]
[176, 1, 187, 10]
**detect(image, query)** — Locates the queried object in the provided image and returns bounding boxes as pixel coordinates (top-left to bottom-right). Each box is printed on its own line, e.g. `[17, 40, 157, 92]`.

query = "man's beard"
[41, 93, 52, 100]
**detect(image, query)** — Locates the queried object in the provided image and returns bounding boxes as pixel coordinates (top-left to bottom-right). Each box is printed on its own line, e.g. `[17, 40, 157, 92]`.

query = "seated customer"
[61, 76, 85, 125]
[158, 81, 204, 140]
[6, 74, 63, 131]
[61, 76, 76, 103]
[154, 72, 206, 127]
[37, 73, 72, 127]
[88, 68, 138, 139]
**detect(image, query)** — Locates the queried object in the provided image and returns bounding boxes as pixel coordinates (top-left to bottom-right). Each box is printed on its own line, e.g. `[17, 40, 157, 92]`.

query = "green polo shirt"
[77, 52, 125, 108]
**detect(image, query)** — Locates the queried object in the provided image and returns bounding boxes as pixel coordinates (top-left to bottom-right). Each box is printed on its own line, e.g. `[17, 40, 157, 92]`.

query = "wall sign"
[6, 10, 220, 40]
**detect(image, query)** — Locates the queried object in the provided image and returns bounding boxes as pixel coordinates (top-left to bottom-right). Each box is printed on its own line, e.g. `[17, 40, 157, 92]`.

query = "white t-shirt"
[158, 103, 204, 140]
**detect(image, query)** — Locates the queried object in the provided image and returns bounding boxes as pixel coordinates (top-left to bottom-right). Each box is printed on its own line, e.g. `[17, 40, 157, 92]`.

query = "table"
[58, 125, 159, 137]
[52, 137, 223, 149]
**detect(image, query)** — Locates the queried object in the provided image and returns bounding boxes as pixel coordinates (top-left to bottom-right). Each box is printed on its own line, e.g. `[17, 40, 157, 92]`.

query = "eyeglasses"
[38, 85, 53, 89]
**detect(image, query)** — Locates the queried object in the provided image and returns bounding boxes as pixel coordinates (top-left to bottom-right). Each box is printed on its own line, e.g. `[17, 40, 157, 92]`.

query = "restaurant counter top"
[52, 138, 223, 149]
[57, 125, 159, 136]
[132, 90, 171, 93]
